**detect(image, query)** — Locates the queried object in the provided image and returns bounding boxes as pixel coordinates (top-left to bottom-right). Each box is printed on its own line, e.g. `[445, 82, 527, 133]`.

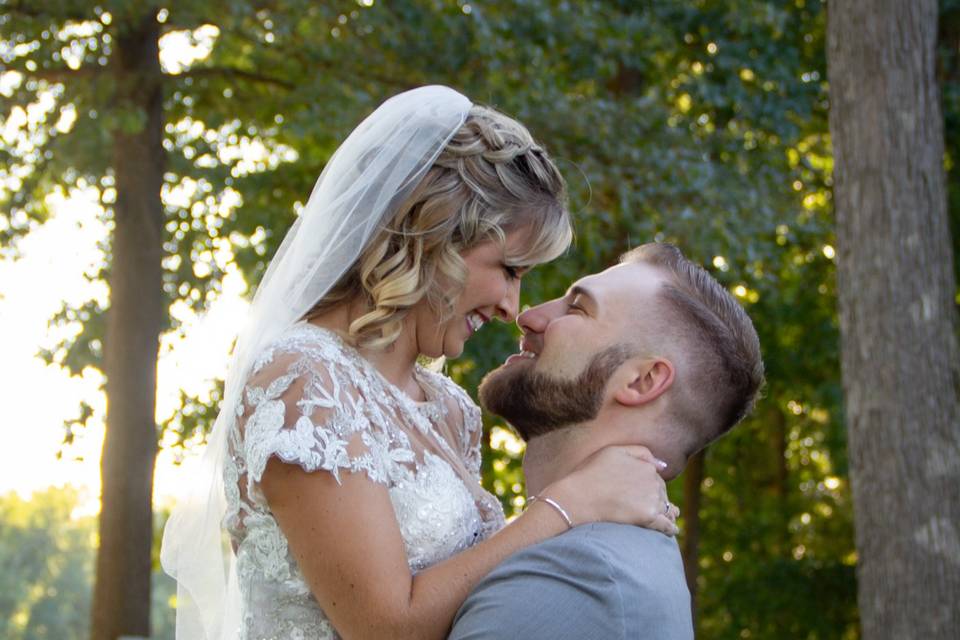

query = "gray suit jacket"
[448, 523, 694, 640]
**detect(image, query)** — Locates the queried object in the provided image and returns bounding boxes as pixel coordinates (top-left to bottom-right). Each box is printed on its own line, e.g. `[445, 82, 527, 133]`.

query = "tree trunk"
[91, 9, 164, 640]
[827, 1, 960, 637]
[681, 449, 705, 627]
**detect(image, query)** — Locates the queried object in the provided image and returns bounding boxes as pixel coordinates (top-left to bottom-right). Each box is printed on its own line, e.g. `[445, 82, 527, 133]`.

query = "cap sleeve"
[233, 335, 414, 508]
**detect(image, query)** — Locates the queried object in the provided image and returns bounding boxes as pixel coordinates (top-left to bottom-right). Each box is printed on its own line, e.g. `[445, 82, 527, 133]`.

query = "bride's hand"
[539, 444, 679, 536]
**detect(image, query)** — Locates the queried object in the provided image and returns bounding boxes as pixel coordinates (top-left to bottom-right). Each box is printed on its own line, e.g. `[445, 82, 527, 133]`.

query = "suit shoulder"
[520, 524, 694, 640]
[529, 523, 683, 568]
[450, 524, 693, 640]
[449, 526, 626, 639]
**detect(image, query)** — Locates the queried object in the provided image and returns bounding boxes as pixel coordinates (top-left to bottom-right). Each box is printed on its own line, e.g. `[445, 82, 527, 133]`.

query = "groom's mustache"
[480, 344, 634, 441]
[519, 333, 543, 356]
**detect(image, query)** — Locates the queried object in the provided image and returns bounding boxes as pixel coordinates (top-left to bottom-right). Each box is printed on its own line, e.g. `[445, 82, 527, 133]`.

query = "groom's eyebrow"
[566, 284, 599, 312]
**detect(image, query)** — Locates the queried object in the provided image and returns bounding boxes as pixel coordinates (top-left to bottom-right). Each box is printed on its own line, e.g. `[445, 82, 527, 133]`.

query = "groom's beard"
[479, 345, 632, 441]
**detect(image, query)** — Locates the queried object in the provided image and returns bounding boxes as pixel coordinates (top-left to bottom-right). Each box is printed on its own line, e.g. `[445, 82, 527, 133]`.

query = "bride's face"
[411, 230, 531, 359]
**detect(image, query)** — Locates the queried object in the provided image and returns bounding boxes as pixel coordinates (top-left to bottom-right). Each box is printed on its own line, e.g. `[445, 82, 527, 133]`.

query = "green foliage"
[443, 3, 858, 635]
[0, 487, 93, 640]
[0, 488, 178, 640]
[940, 0, 960, 296]
[4, 0, 957, 637]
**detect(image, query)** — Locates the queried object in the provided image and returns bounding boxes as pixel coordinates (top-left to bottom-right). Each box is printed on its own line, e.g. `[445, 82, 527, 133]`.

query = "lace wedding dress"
[222, 322, 506, 639]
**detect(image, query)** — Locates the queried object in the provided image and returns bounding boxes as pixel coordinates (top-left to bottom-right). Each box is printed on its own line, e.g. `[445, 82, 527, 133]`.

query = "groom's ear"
[613, 358, 675, 407]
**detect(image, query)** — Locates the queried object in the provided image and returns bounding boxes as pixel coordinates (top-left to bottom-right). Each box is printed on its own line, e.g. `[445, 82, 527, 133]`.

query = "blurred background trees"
[0, 488, 94, 640]
[1, 0, 956, 638]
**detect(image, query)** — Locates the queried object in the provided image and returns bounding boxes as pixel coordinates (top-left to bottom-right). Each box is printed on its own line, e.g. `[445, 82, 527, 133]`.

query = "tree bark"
[827, 1, 960, 637]
[681, 449, 705, 627]
[90, 9, 164, 640]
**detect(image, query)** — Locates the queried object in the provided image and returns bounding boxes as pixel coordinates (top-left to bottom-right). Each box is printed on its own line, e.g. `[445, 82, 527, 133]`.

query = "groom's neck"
[522, 424, 595, 498]
[522, 409, 666, 496]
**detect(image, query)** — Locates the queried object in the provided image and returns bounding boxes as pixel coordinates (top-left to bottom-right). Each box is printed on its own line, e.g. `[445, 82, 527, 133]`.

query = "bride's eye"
[503, 264, 521, 280]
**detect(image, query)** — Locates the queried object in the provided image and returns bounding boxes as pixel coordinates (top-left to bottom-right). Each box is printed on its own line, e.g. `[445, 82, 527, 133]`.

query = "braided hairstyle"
[303, 104, 572, 350]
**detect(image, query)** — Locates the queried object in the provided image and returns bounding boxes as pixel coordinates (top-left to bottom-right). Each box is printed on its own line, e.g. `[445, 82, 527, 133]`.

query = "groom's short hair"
[621, 243, 764, 454]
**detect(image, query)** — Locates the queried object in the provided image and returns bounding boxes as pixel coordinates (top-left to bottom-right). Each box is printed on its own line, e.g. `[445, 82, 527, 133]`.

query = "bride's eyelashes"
[503, 263, 532, 281]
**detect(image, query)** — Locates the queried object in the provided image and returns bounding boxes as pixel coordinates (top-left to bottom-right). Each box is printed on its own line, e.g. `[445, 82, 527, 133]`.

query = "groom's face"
[479, 263, 666, 439]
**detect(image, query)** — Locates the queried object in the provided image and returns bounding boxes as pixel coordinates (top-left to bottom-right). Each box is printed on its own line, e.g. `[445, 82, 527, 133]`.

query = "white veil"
[160, 85, 472, 640]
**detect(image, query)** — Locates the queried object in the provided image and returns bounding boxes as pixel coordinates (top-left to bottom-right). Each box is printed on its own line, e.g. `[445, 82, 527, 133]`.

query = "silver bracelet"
[528, 495, 574, 530]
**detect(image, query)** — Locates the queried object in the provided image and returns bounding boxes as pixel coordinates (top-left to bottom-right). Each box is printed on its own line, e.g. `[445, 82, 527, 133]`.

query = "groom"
[448, 243, 764, 640]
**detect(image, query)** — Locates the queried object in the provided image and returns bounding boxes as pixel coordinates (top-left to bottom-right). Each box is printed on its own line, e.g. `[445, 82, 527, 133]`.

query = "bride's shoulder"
[242, 323, 362, 397]
[253, 323, 353, 370]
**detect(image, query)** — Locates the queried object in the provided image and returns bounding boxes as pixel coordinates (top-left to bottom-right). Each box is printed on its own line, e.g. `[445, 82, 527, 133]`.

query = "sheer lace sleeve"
[418, 368, 484, 479]
[457, 387, 484, 478]
[229, 333, 416, 515]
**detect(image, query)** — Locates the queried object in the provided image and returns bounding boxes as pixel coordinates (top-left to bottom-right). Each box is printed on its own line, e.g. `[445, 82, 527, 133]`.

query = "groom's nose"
[517, 298, 559, 335]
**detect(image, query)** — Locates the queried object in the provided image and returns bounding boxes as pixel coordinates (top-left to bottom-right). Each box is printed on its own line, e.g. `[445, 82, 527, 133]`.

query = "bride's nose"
[495, 278, 521, 322]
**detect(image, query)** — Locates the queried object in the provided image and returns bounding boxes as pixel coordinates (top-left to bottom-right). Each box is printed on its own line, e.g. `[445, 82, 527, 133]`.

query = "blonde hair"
[303, 104, 572, 349]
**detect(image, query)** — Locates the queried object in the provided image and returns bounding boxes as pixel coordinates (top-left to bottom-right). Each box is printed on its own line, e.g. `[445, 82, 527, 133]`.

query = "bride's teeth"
[521, 350, 536, 359]
[468, 313, 484, 332]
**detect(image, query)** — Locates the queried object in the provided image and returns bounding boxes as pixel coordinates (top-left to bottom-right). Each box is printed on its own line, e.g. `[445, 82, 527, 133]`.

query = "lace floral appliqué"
[222, 323, 505, 639]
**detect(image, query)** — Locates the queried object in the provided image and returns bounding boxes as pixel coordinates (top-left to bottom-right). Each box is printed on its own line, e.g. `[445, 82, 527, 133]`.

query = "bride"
[161, 85, 677, 640]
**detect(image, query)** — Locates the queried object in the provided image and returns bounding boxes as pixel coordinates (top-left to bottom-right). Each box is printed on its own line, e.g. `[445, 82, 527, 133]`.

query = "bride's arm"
[262, 443, 674, 640]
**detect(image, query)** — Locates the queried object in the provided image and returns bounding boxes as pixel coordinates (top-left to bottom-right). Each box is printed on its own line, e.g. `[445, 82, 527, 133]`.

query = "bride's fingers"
[656, 500, 679, 525]
[646, 513, 680, 536]
[615, 445, 668, 469]
[669, 504, 681, 521]
[658, 497, 680, 523]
